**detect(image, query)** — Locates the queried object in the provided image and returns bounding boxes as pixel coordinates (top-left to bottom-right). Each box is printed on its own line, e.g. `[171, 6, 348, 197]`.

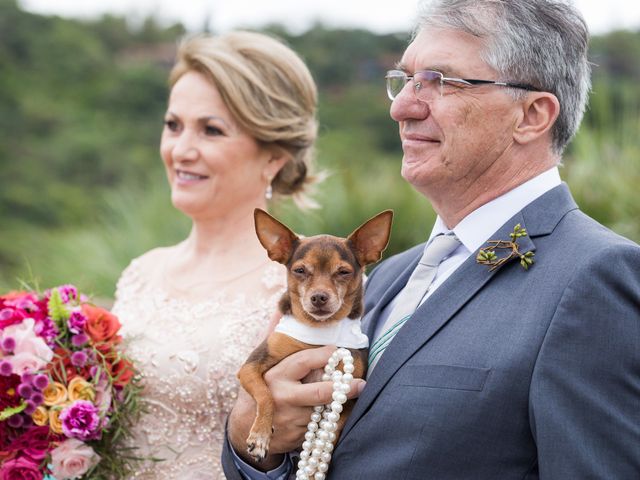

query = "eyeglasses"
[385, 69, 540, 101]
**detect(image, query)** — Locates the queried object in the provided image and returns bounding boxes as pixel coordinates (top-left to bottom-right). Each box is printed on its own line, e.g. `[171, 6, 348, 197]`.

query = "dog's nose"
[310, 292, 329, 307]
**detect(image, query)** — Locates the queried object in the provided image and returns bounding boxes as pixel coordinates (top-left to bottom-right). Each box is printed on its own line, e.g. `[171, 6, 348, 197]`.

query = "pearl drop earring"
[264, 175, 273, 200]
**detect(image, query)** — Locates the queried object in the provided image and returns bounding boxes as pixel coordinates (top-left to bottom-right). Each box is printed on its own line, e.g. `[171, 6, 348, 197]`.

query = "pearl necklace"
[295, 348, 354, 480]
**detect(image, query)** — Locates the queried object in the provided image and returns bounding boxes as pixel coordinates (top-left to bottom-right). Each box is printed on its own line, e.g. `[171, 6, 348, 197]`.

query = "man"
[223, 0, 640, 478]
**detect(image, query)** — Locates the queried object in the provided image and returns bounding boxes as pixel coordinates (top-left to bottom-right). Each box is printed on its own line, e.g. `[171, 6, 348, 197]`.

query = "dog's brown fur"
[237, 208, 393, 462]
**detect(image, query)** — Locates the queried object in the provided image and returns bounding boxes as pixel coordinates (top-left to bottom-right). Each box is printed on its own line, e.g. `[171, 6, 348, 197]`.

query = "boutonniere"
[476, 224, 535, 272]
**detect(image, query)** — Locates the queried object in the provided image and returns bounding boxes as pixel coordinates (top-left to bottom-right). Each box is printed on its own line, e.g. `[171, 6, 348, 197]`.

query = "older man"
[223, 0, 640, 478]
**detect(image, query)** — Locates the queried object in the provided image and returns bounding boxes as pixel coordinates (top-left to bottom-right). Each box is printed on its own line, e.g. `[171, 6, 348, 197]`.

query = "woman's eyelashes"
[204, 124, 224, 136]
[162, 117, 225, 137]
[164, 118, 179, 132]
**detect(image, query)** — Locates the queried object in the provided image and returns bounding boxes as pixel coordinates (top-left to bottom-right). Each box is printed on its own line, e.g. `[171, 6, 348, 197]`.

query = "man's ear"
[254, 209, 298, 264]
[347, 210, 394, 266]
[513, 92, 560, 145]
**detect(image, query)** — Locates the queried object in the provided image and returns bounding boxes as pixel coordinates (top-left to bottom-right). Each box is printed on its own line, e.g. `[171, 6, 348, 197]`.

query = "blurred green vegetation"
[1, 0, 639, 297]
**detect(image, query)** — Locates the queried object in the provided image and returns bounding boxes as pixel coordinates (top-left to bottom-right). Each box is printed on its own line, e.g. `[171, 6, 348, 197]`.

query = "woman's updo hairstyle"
[169, 31, 320, 207]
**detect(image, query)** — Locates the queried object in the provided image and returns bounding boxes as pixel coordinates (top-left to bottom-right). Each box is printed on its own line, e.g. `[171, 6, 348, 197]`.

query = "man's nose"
[390, 83, 430, 122]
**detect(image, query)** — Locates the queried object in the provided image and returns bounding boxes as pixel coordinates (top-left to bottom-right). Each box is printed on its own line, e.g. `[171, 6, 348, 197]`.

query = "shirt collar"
[429, 167, 562, 253]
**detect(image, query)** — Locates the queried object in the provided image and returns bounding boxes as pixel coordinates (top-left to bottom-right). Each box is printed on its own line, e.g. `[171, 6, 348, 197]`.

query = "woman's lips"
[175, 169, 209, 185]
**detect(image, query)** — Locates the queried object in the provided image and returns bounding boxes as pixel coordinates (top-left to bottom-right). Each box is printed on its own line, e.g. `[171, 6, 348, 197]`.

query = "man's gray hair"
[416, 0, 591, 154]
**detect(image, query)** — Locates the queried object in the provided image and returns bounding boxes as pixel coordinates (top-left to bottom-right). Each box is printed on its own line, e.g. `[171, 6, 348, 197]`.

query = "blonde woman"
[111, 31, 319, 479]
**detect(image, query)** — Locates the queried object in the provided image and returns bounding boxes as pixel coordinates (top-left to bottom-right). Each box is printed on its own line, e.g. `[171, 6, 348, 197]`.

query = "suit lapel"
[340, 184, 578, 441]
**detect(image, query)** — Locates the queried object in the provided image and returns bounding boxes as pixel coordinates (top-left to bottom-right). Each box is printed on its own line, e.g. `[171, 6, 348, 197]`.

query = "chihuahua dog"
[237, 208, 393, 462]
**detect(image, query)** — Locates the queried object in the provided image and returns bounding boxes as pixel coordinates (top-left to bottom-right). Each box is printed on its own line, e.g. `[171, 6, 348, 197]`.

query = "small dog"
[237, 208, 393, 462]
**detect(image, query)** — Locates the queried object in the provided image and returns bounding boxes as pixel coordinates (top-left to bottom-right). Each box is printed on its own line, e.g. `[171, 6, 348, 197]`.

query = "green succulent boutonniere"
[476, 224, 535, 272]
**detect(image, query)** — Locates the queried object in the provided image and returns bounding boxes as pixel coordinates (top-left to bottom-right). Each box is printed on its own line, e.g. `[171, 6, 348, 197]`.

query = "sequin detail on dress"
[112, 258, 285, 479]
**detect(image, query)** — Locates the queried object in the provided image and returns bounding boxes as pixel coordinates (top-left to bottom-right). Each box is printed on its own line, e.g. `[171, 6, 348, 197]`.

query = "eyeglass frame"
[385, 69, 541, 101]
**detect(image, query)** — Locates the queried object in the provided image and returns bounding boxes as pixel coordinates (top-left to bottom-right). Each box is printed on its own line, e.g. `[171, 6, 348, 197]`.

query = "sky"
[19, 0, 640, 35]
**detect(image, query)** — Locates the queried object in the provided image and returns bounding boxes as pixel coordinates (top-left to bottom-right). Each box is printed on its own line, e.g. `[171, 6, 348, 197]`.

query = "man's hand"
[229, 345, 366, 470]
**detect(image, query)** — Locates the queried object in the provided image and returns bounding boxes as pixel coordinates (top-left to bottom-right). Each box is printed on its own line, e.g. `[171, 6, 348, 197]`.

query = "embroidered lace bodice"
[112, 257, 285, 479]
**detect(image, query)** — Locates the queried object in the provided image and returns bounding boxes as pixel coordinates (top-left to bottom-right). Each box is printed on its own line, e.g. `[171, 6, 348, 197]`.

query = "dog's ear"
[254, 209, 299, 264]
[347, 210, 394, 266]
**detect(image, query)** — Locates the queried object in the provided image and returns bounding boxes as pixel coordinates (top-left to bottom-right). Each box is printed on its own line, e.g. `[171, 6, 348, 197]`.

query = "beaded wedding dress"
[112, 256, 285, 479]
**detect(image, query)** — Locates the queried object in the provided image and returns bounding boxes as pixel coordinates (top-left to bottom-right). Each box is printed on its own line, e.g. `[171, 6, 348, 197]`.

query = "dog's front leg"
[237, 359, 276, 462]
[237, 334, 309, 462]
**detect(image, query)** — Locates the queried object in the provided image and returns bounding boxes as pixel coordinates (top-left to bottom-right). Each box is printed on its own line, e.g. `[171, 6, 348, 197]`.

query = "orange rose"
[32, 406, 49, 426]
[81, 304, 121, 343]
[67, 377, 96, 402]
[49, 405, 67, 434]
[43, 381, 68, 406]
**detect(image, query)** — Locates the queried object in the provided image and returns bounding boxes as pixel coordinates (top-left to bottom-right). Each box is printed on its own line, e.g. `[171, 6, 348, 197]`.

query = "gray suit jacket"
[223, 184, 640, 479]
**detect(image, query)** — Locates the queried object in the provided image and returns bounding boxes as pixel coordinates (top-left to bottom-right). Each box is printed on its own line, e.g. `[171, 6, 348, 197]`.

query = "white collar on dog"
[274, 314, 369, 349]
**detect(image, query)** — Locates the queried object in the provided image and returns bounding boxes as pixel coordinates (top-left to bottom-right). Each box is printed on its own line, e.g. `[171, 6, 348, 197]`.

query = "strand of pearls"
[295, 348, 354, 480]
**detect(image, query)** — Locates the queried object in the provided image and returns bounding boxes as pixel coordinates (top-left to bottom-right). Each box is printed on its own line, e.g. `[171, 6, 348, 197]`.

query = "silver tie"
[368, 234, 461, 373]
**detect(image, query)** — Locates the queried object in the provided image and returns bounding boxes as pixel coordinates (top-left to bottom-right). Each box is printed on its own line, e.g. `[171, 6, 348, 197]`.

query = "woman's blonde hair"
[169, 31, 320, 208]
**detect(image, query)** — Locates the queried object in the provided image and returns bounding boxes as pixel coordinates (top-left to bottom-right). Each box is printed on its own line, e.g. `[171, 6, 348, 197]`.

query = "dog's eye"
[337, 269, 352, 276]
[293, 267, 306, 275]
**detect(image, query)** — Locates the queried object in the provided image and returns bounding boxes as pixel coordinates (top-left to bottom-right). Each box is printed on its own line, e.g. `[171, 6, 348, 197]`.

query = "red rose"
[96, 344, 135, 388]
[6, 426, 51, 461]
[110, 357, 135, 387]
[0, 456, 43, 480]
[81, 305, 121, 343]
[47, 348, 90, 384]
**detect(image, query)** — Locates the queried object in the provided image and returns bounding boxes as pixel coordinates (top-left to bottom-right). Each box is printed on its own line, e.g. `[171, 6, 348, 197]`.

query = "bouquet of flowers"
[0, 285, 142, 480]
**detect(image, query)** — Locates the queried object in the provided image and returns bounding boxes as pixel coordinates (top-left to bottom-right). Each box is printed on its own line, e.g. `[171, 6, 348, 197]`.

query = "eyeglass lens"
[386, 70, 443, 100]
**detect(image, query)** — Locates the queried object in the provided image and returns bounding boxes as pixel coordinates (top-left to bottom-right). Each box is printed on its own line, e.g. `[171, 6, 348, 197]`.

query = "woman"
[111, 31, 319, 479]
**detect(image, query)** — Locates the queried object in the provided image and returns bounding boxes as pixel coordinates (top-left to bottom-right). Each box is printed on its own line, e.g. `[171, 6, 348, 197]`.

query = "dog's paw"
[246, 431, 270, 462]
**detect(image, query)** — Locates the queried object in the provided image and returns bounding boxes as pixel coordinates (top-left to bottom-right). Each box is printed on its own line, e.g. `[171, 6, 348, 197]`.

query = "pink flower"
[71, 334, 89, 347]
[50, 285, 78, 304]
[1, 319, 54, 374]
[50, 438, 100, 480]
[3, 292, 39, 309]
[0, 456, 43, 480]
[1, 336, 15, 353]
[59, 400, 101, 441]
[0, 360, 12, 376]
[67, 311, 87, 335]
[70, 351, 88, 367]
[1, 294, 52, 340]
[33, 316, 58, 346]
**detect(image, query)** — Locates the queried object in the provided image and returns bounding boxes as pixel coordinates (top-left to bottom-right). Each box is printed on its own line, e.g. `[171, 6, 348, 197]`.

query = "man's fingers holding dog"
[265, 345, 336, 382]
[292, 377, 365, 407]
[265, 345, 366, 406]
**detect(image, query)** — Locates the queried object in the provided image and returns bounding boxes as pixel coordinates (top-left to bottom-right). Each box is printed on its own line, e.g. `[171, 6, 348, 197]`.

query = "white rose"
[50, 438, 101, 480]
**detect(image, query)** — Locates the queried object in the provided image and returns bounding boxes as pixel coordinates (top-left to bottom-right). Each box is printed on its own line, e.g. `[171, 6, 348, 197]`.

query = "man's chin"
[401, 152, 433, 171]
[401, 160, 439, 189]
